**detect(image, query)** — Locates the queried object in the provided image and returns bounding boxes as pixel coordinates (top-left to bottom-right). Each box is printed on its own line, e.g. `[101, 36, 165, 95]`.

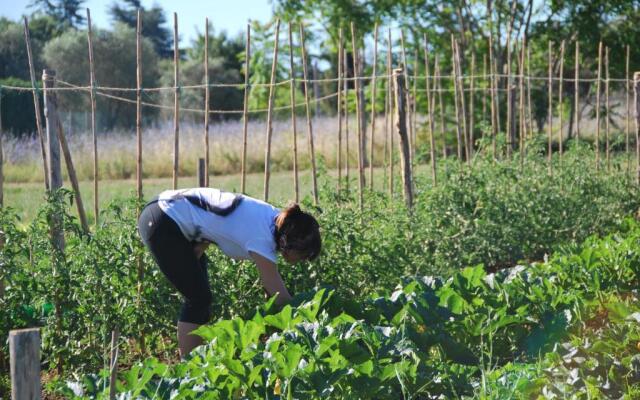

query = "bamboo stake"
[393, 68, 413, 210]
[387, 28, 393, 196]
[0, 88, 3, 207]
[483, 54, 488, 124]
[299, 24, 319, 205]
[575, 40, 580, 140]
[424, 33, 436, 184]
[494, 43, 502, 139]
[527, 45, 533, 139]
[595, 41, 603, 171]
[241, 23, 250, 192]
[382, 47, 389, 192]
[506, 36, 513, 157]
[351, 22, 364, 210]
[455, 40, 469, 162]
[605, 46, 610, 172]
[489, 35, 497, 158]
[547, 40, 553, 175]
[287, 22, 299, 203]
[136, 10, 142, 201]
[519, 39, 526, 165]
[627, 45, 631, 176]
[437, 60, 446, 159]
[337, 28, 343, 194]
[108, 328, 119, 400]
[412, 47, 418, 160]
[344, 37, 350, 195]
[173, 13, 180, 189]
[135, 9, 145, 354]
[369, 24, 378, 190]
[635, 72, 640, 185]
[469, 51, 476, 160]
[263, 19, 280, 202]
[204, 18, 210, 187]
[23, 17, 49, 190]
[86, 9, 98, 224]
[451, 37, 463, 161]
[399, 30, 413, 165]
[558, 40, 565, 165]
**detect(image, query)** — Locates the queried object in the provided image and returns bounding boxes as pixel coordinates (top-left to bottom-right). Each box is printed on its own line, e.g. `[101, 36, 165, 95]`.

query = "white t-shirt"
[157, 188, 280, 263]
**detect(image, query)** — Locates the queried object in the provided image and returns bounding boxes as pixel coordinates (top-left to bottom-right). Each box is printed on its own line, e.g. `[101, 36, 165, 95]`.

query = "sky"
[0, 0, 275, 45]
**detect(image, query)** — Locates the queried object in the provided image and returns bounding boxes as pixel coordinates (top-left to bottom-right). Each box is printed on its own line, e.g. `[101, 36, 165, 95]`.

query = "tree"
[28, 0, 86, 29]
[109, 0, 173, 58]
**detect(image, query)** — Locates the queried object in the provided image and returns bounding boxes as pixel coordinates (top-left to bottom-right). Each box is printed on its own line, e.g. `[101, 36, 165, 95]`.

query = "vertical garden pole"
[547, 40, 553, 175]
[437, 60, 446, 158]
[451, 37, 463, 161]
[626, 45, 631, 176]
[519, 39, 526, 165]
[595, 41, 602, 171]
[489, 35, 497, 159]
[424, 34, 436, 185]
[344, 35, 350, 195]
[9, 328, 41, 400]
[483, 54, 488, 124]
[136, 10, 142, 201]
[351, 22, 364, 210]
[23, 17, 49, 191]
[605, 46, 610, 172]
[86, 8, 99, 224]
[399, 30, 413, 165]
[108, 328, 120, 400]
[455, 40, 469, 162]
[575, 40, 580, 140]
[392, 68, 413, 210]
[263, 19, 280, 202]
[527, 45, 533, 139]
[634, 72, 640, 185]
[240, 23, 251, 192]
[558, 40, 565, 166]
[387, 28, 393, 196]
[204, 18, 211, 187]
[337, 28, 343, 194]
[288, 22, 299, 203]
[299, 23, 319, 206]
[369, 24, 378, 190]
[173, 13, 180, 189]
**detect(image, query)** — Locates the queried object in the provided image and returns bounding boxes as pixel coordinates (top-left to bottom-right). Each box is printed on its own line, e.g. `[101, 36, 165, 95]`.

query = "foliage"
[28, 0, 86, 30]
[55, 218, 640, 398]
[0, 78, 40, 136]
[109, 0, 173, 58]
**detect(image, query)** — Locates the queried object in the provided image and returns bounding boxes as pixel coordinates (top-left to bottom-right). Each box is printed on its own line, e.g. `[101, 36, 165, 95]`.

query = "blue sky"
[1, 0, 275, 45]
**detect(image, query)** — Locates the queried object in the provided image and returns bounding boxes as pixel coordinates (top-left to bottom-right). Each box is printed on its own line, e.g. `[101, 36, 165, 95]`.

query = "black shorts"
[137, 200, 212, 324]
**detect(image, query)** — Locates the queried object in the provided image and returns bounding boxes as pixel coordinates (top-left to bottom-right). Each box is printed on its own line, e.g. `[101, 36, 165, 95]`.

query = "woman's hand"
[193, 242, 210, 259]
[249, 251, 293, 306]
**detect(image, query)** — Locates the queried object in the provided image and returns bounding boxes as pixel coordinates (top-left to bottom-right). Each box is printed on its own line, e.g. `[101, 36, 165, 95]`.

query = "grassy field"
[3, 164, 415, 223]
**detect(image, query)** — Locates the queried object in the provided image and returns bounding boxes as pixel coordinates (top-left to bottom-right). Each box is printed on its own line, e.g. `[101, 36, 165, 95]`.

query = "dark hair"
[274, 203, 321, 261]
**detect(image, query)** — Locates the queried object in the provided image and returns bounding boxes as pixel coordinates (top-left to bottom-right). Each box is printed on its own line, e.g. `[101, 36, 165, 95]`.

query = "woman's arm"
[249, 251, 292, 305]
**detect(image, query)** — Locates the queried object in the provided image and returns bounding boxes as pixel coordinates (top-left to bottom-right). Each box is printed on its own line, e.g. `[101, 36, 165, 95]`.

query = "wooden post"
[575, 40, 580, 140]
[483, 54, 488, 124]
[392, 68, 413, 210]
[451, 37, 463, 161]
[173, 12, 180, 189]
[344, 38, 350, 195]
[527, 45, 533, 139]
[351, 22, 364, 209]
[198, 158, 205, 187]
[263, 19, 280, 202]
[369, 24, 378, 190]
[605, 46, 610, 172]
[382, 45, 389, 192]
[455, 40, 469, 162]
[299, 24, 319, 206]
[337, 28, 343, 194]
[86, 8, 99, 225]
[437, 60, 446, 158]
[506, 38, 513, 157]
[519, 39, 526, 164]
[424, 34, 436, 185]
[42, 69, 63, 220]
[0, 88, 3, 207]
[558, 40, 565, 165]
[204, 18, 210, 187]
[23, 17, 49, 190]
[595, 41, 602, 171]
[108, 328, 119, 400]
[469, 51, 475, 160]
[489, 35, 497, 159]
[627, 45, 631, 176]
[9, 328, 41, 400]
[547, 40, 553, 175]
[240, 23, 250, 192]
[387, 28, 393, 196]
[634, 72, 640, 185]
[136, 10, 142, 201]
[135, 9, 145, 355]
[412, 47, 419, 162]
[429, 55, 439, 186]
[288, 22, 299, 203]
[399, 31, 413, 165]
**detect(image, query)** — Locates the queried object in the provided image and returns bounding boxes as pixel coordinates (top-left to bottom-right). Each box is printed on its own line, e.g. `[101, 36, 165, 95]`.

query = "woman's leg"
[138, 203, 213, 358]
